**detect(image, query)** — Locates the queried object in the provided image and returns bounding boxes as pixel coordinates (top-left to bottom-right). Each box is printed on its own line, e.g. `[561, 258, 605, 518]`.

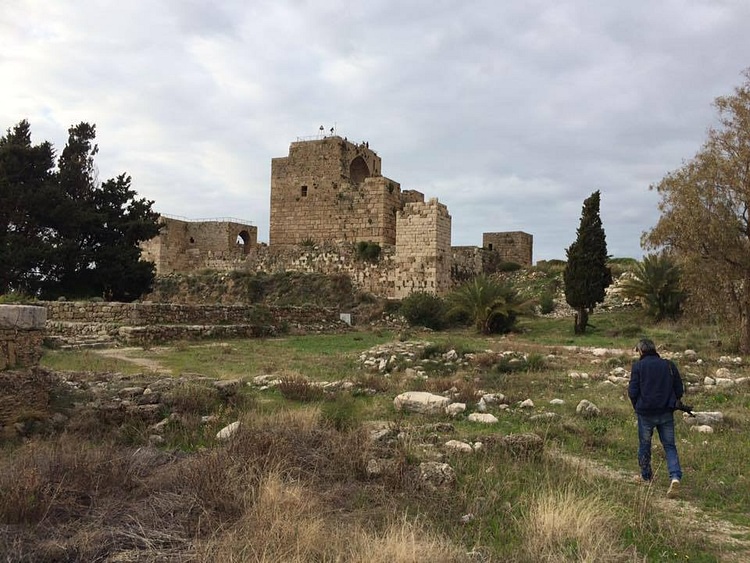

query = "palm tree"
[618, 253, 684, 320]
[447, 275, 530, 334]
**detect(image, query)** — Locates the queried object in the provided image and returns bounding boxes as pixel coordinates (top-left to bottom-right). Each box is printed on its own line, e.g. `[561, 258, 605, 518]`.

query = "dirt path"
[92, 347, 173, 374]
[553, 450, 750, 562]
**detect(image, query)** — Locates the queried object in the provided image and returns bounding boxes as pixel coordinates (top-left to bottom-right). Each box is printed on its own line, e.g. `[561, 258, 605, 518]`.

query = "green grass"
[26, 317, 750, 561]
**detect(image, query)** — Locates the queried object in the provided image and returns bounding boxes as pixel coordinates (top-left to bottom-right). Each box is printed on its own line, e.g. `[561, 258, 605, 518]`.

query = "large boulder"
[393, 391, 451, 415]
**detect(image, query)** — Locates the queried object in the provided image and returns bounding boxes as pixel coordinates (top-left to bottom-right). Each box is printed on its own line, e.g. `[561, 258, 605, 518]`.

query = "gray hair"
[636, 338, 657, 356]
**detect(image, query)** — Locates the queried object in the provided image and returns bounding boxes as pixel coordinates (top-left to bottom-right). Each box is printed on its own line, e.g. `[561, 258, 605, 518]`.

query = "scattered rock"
[393, 391, 451, 414]
[445, 402, 466, 417]
[216, 421, 240, 440]
[576, 399, 601, 417]
[467, 413, 498, 424]
[419, 461, 456, 490]
[444, 440, 473, 454]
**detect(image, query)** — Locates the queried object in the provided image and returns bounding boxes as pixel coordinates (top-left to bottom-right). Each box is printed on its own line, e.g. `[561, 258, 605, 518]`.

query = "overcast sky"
[3, 1, 749, 261]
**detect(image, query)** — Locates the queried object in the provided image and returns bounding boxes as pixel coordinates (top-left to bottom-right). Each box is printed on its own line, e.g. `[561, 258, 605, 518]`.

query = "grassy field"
[3, 309, 749, 561]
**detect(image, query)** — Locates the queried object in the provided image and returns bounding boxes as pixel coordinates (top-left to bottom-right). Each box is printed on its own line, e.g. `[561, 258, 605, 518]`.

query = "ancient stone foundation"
[43, 301, 347, 346]
[0, 305, 47, 370]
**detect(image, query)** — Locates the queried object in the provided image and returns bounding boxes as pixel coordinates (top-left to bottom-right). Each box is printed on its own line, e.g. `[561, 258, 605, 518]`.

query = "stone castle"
[141, 135, 532, 298]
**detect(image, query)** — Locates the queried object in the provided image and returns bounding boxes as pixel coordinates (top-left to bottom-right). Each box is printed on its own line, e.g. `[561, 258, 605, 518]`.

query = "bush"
[400, 291, 446, 330]
[320, 393, 361, 431]
[539, 292, 556, 315]
[447, 275, 529, 334]
[355, 241, 381, 262]
[277, 374, 326, 402]
[497, 261, 523, 272]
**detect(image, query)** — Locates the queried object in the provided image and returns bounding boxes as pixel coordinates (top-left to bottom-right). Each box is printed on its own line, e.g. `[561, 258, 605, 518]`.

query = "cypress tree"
[564, 190, 612, 334]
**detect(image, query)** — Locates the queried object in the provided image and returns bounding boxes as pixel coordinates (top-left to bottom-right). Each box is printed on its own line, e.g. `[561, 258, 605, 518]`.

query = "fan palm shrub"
[618, 253, 684, 320]
[447, 275, 530, 334]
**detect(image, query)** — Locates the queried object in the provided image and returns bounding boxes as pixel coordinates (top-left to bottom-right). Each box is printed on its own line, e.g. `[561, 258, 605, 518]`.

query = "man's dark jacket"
[628, 352, 684, 415]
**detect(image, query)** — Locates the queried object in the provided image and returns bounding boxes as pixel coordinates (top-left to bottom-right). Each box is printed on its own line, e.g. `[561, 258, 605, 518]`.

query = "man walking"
[628, 338, 684, 497]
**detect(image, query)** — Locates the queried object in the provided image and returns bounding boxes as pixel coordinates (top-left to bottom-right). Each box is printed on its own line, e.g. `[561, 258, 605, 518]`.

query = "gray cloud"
[3, 0, 750, 261]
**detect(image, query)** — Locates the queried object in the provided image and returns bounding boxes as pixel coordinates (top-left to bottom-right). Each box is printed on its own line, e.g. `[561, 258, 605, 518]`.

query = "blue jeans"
[637, 412, 682, 481]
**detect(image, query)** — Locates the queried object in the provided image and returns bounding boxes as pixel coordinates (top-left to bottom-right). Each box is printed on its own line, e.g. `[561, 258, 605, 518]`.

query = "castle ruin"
[142, 135, 532, 298]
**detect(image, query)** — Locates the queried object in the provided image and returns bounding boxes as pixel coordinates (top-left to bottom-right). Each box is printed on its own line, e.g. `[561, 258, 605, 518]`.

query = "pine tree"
[563, 190, 612, 334]
[0, 120, 160, 301]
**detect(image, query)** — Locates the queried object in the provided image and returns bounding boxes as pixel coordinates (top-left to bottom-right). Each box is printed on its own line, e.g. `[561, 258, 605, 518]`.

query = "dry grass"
[521, 486, 634, 562]
[0, 404, 465, 562]
[198, 473, 466, 563]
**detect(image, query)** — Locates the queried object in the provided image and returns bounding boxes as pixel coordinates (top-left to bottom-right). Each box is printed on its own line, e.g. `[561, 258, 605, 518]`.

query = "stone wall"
[44, 301, 341, 327]
[483, 231, 533, 266]
[393, 199, 452, 298]
[0, 305, 46, 370]
[43, 301, 347, 345]
[141, 217, 257, 275]
[270, 136, 402, 246]
[246, 243, 397, 297]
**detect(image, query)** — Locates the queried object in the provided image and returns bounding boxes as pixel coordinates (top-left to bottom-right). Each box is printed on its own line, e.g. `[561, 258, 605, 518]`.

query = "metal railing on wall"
[157, 212, 254, 225]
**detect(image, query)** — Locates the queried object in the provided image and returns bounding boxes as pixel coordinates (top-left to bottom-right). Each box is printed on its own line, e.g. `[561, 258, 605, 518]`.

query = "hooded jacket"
[628, 352, 684, 415]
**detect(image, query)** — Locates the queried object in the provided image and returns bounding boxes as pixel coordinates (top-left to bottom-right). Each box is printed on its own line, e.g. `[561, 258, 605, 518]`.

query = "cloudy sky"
[3, 1, 749, 261]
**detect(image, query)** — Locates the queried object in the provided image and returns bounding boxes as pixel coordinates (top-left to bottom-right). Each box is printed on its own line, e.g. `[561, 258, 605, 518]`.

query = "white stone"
[715, 367, 732, 378]
[446, 403, 466, 417]
[481, 393, 504, 404]
[549, 398, 565, 406]
[685, 411, 723, 426]
[444, 440, 473, 454]
[519, 399, 534, 408]
[476, 397, 487, 412]
[216, 421, 240, 440]
[576, 399, 601, 417]
[467, 413, 499, 424]
[703, 376, 716, 386]
[393, 391, 451, 414]
[690, 425, 714, 434]
[444, 349, 459, 361]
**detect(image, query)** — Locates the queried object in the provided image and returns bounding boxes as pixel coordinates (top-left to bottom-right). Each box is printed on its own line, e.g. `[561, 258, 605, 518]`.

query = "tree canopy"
[645, 70, 750, 352]
[0, 120, 160, 301]
[563, 190, 612, 334]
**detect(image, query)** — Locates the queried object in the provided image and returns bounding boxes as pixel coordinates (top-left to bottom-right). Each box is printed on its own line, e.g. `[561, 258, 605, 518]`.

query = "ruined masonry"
[141, 135, 533, 298]
[0, 305, 46, 370]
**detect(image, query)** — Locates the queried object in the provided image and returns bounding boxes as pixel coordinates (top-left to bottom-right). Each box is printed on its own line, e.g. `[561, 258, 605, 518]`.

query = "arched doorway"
[236, 230, 251, 254]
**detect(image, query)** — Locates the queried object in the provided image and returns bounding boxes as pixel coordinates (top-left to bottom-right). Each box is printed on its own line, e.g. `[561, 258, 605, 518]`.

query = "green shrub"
[355, 241, 381, 262]
[497, 261, 523, 272]
[400, 291, 446, 330]
[0, 292, 34, 304]
[539, 292, 556, 314]
[447, 275, 530, 334]
[320, 393, 361, 431]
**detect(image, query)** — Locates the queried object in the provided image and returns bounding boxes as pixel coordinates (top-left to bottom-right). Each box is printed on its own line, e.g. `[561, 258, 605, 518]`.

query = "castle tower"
[482, 231, 533, 266]
[393, 199, 452, 298]
[269, 136, 403, 246]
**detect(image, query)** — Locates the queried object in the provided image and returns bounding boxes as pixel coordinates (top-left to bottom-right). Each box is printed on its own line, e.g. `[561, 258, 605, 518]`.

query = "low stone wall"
[44, 301, 341, 326]
[42, 301, 347, 345]
[0, 305, 47, 370]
